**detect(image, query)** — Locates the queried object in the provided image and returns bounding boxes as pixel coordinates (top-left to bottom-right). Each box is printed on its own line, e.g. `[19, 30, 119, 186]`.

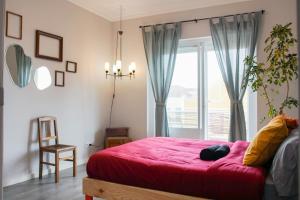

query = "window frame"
[147, 37, 257, 141]
[168, 38, 210, 139]
[167, 45, 202, 138]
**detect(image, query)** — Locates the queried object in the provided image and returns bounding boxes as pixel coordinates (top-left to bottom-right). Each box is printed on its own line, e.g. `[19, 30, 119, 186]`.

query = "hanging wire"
[115, 31, 119, 61]
[109, 5, 123, 128]
[115, 6, 123, 62]
[119, 5, 122, 62]
[120, 5, 122, 31]
[109, 77, 116, 128]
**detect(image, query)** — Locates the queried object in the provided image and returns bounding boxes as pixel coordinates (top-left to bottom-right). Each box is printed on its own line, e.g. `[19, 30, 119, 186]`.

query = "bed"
[84, 137, 266, 200]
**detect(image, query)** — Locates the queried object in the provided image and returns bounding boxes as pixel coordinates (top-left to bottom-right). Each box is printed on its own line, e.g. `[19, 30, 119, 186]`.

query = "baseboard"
[4, 158, 88, 187]
[31, 158, 88, 179]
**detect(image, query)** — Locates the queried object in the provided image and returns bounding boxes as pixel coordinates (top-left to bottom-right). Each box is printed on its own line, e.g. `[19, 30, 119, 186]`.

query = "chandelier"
[105, 6, 136, 128]
[104, 6, 136, 79]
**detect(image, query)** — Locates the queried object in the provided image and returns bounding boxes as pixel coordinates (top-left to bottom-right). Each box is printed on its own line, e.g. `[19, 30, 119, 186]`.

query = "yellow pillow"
[243, 115, 288, 166]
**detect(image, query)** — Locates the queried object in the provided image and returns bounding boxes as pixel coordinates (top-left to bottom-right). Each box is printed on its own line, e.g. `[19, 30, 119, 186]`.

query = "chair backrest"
[37, 116, 59, 148]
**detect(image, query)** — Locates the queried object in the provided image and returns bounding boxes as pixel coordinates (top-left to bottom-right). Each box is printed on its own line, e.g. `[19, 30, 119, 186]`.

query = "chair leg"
[55, 152, 59, 183]
[39, 151, 43, 179]
[73, 148, 77, 177]
[85, 195, 93, 200]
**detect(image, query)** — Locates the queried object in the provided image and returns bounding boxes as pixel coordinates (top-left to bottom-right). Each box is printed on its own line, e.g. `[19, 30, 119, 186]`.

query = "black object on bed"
[200, 144, 230, 161]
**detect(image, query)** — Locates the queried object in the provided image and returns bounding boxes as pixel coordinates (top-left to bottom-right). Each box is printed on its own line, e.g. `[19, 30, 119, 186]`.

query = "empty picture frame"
[35, 30, 63, 62]
[6, 11, 22, 40]
[66, 61, 77, 73]
[55, 71, 65, 87]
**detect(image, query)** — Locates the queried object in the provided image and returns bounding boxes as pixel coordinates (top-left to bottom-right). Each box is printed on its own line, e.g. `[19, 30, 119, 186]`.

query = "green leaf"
[245, 22, 298, 120]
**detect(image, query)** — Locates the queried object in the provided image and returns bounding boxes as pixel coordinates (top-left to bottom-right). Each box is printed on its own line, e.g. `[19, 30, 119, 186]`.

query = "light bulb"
[112, 65, 117, 74]
[104, 62, 110, 72]
[116, 60, 122, 70]
[128, 64, 133, 73]
[131, 62, 136, 72]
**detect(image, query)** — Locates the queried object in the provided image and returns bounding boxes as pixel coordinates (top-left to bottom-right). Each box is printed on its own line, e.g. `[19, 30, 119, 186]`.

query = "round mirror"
[6, 44, 32, 88]
[34, 66, 52, 90]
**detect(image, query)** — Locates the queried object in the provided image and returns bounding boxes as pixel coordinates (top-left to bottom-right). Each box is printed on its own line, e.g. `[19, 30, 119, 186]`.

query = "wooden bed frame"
[82, 177, 208, 200]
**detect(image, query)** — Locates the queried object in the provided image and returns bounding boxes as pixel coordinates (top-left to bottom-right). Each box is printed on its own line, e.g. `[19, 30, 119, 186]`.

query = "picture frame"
[66, 61, 77, 73]
[6, 11, 23, 40]
[55, 71, 65, 87]
[35, 30, 63, 62]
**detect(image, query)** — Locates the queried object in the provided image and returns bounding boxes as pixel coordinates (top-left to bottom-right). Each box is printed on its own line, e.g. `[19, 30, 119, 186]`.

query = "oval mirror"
[34, 66, 52, 90]
[6, 44, 32, 88]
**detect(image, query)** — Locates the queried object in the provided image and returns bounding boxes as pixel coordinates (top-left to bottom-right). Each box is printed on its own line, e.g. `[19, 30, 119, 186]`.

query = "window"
[166, 38, 256, 141]
[206, 50, 230, 141]
[168, 48, 198, 129]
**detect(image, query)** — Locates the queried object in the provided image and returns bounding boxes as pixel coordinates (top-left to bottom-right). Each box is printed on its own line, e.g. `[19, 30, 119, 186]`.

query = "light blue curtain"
[15, 45, 31, 88]
[142, 23, 181, 137]
[209, 12, 261, 141]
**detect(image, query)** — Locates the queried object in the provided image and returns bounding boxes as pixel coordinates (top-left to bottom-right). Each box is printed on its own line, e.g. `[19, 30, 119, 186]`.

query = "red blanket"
[87, 137, 265, 200]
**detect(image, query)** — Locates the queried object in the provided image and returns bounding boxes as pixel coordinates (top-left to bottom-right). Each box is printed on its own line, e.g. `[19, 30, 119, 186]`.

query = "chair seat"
[41, 144, 76, 152]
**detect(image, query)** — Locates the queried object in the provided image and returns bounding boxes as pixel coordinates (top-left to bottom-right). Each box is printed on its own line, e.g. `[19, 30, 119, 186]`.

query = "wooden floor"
[4, 164, 96, 200]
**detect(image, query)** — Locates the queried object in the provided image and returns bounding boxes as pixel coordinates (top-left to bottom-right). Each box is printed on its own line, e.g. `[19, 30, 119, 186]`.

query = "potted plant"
[244, 23, 298, 120]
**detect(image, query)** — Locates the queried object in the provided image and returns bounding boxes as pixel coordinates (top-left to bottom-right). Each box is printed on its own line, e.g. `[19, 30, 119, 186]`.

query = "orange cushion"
[243, 115, 289, 166]
[282, 115, 299, 131]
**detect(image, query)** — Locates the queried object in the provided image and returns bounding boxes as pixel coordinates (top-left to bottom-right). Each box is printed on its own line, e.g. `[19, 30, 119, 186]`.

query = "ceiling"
[66, 0, 251, 21]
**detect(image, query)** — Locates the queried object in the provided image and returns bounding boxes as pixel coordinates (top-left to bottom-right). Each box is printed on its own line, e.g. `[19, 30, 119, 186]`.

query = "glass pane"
[207, 51, 230, 141]
[167, 50, 198, 128]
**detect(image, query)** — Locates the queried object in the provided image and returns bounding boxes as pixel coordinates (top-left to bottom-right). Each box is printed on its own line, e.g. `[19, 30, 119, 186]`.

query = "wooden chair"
[37, 116, 77, 183]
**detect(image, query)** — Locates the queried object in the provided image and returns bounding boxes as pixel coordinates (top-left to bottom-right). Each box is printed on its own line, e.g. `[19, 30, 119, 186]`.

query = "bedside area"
[105, 137, 132, 148]
[105, 127, 132, 148]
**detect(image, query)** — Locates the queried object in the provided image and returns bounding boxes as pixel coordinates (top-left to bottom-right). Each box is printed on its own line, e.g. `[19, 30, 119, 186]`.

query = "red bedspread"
[87, 137, 265, 200]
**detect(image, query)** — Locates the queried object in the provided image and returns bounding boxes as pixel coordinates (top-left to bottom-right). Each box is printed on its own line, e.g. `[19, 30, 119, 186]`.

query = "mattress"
[87, 137, 266, 200]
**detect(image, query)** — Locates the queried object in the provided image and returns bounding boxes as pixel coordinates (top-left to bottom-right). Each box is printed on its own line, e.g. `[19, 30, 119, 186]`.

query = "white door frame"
[0, 0, 4, 199]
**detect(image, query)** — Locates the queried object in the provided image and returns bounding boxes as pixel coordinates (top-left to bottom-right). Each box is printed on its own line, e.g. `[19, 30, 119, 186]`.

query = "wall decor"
[66, 61, 77, 73]
[6, 44, 32, 88]
[6, 11, 22, 40]
[34, 66, 52, 90]
[55, 70, 65, 87]
[35, 30, 63, 62]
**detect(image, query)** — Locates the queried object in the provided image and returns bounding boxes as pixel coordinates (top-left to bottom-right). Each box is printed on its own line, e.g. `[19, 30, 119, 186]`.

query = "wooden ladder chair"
[37, 116, 77, 183]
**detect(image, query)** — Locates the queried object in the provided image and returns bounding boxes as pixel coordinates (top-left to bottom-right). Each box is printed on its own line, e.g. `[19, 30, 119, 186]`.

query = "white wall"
[4, 0, 113, 186]
[111, 0, 299, 140]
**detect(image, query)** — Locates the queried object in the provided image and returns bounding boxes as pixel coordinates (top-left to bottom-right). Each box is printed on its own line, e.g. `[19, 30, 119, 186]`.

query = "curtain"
[15, 45, 31, 88]
[209, 12, 261, 141]
[142, 23, 181, 137]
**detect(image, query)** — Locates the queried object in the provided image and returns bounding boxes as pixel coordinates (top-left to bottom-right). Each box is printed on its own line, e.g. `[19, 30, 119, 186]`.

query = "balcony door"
[167, 38, 252, 141]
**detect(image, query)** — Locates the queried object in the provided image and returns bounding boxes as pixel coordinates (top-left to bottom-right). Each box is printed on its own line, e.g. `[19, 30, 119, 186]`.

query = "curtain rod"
[139, 10, 265, 28]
